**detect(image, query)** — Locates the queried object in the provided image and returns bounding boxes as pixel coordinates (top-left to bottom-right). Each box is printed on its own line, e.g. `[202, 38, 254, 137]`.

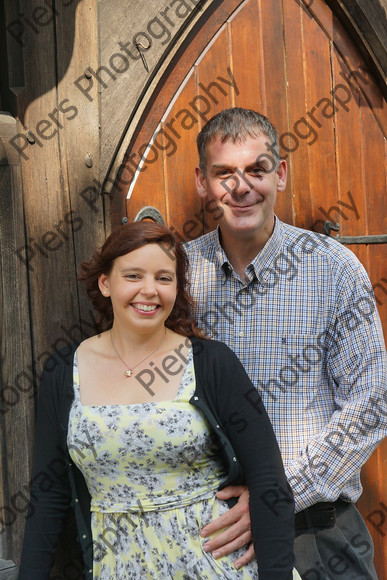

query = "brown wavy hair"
[79, 221, 206, 338]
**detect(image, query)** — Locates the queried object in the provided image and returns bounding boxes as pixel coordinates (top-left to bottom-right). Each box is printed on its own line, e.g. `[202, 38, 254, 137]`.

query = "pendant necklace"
[110, 329, 166, 377]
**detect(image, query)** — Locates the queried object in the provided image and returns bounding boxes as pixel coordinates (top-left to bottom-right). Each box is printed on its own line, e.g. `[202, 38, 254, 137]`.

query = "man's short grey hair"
[196, 108, 279, 175]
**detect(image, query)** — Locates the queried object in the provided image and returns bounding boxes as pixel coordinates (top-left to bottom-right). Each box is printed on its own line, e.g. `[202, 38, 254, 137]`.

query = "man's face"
[195, 135, 287, 241]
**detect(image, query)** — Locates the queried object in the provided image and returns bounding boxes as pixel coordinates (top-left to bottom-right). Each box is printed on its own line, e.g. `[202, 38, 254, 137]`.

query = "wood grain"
[0, 115, 33, 561]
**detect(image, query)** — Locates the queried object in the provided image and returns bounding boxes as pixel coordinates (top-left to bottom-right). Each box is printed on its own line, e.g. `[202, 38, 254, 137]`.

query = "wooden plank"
[194, 22, 232, 113]
[15, 0, 78, 361]
[302, 6, 339, 232]
[1, 0, 24, 114]
[54, 0, 105, 324]
[369, 242, 387, 343]
[360, 100, 387, 237]
[283, 0, 313, 228]
[357, 80, 387, 341]
[369, 243, 387, 342]
[229, 0, 264, 113]
[0, 118, 34, 561]
[332, 51, 366, 238]
[163, 73, 204, 235]
[259, 0, 293, 225]
[125, 124, 168, 226]
[41, 7, 103, 571]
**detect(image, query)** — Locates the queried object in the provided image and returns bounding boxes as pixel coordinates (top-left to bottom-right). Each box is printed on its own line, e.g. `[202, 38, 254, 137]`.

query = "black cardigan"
[19, 337, 295, 579]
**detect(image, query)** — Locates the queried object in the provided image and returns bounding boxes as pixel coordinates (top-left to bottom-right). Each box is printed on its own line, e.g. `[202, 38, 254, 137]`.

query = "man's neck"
[219, 223, 274, 280]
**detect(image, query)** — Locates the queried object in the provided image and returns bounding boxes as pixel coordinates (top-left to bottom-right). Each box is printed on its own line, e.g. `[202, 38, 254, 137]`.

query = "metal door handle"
[121, 206, 165, 225]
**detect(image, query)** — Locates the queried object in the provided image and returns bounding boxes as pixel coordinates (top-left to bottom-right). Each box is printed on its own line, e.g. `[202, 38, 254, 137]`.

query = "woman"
[20, 222, 297, 579]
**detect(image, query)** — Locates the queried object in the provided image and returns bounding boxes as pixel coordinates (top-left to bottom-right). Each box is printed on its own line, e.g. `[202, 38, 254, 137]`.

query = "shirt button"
[216, 425, 220, 429]
[194, 396, 199, 401]
[89, 570, 92, 574]
[74, 498, 79, 503]
[239, 331, 244, 337]
[232, 457, 237, 462]
[82, 534, 87, 539]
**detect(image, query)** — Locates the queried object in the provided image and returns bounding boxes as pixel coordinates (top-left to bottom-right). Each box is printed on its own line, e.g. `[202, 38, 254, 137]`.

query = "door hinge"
[324, 222, 387, 244]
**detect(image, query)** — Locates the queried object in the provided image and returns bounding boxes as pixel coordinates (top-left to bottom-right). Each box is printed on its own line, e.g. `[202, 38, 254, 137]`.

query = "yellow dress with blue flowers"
[68, 348, 301, 579]
[68, 348, 262, 579]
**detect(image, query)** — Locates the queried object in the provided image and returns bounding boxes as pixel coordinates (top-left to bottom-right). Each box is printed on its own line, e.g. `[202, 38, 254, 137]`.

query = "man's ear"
[195, 166, 208, 199]
[276, 160, 287, 192]
[98, 274, 110, 297]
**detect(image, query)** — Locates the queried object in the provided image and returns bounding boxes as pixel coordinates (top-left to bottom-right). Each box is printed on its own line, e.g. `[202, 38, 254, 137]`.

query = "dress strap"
[174, 347, 195, 402]
[72, 349, 81, 401]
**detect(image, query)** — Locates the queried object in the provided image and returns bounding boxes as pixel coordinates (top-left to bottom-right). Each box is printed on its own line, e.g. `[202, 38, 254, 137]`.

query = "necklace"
[110, 329, 166, 377]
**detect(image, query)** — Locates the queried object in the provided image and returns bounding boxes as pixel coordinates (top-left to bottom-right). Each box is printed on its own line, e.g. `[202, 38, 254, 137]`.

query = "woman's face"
[98, 243, 178, 335]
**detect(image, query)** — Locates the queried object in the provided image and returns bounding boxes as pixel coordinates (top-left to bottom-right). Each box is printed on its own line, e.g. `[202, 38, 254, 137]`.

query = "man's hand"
[200, 485, 254, 569]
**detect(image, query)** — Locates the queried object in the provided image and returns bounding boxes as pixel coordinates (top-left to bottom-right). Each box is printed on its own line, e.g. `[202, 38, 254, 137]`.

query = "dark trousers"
[294, 502, 378, 580]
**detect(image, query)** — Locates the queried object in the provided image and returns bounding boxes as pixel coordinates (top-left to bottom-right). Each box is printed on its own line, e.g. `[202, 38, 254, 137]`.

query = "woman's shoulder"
[75, 332, 113, 371]
[38, 334, 108, 413]
[77, 332, 109, 354]
[191, 336, 238, 361]
[40, 333, 106, 389]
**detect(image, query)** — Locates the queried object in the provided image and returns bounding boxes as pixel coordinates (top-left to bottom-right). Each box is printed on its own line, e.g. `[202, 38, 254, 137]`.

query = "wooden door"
[112, 0, 386, 575]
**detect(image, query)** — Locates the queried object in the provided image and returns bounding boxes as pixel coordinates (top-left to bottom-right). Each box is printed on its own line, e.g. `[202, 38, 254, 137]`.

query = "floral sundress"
[68, 348, 298, 579]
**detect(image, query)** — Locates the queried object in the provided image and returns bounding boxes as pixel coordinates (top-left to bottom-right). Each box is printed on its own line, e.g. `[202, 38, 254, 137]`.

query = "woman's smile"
[130, 302, 161, 314]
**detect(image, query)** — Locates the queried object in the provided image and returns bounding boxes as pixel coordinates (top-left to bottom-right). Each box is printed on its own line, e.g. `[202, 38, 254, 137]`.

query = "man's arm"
[286, 263, 386, 512]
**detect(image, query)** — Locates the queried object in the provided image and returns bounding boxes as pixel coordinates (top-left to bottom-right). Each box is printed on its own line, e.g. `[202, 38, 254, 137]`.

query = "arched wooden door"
[112, 0, 386, 575]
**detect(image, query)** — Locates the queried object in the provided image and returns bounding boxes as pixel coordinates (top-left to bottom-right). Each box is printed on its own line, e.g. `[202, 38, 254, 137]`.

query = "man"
[185, 108, 386, 578]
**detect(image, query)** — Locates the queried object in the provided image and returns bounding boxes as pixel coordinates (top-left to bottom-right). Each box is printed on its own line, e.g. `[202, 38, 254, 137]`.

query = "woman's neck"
[109, 323, 168, 355]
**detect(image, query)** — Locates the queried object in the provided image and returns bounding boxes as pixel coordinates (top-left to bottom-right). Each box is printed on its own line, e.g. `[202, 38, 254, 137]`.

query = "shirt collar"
[250, 215, 284, 277]
[213, 216, 285, 281]
[213, 227, 230, 271]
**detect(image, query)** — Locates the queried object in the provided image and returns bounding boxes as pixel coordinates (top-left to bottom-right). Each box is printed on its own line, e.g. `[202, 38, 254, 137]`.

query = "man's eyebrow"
[246, 161, 272, 172]
[249, 160, 270, 167]
[212, 163, 233, 169]
[212, 162, 270, 169]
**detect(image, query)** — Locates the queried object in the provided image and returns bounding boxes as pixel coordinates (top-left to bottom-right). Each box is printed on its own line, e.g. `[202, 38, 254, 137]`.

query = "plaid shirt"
[185, 217, 387, 512]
